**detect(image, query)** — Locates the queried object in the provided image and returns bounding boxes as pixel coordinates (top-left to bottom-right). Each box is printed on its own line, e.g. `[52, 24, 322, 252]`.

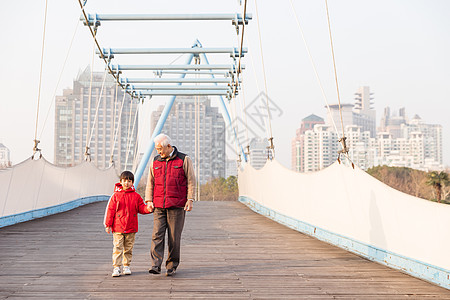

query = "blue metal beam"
[121, 78, 232, 84]
[154, 70, 232, 76]
[127, 90, 231, 96]
[98, 47, 248, 55]
[128, 85, 231, 90]
[111, 64, 242, 71]
[82, 13, 252, 24]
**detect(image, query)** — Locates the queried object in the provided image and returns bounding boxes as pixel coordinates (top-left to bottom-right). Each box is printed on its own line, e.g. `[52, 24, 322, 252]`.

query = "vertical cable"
[110, 91, 127, 165]
[288, 0, 340, 137]
[325, 0, 345, 139]
[84, 42, 96, 160]
[125, 102, 139, 169]
[33, 0, 49, 155]
[254, 0, 275, 157]
[87, 66, 109, 148]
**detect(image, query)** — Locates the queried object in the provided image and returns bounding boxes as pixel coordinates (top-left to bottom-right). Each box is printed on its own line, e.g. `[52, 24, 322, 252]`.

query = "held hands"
[105, 227, 111, 234]
[184, 199, 193, 212]
[146, 202, 154, 213]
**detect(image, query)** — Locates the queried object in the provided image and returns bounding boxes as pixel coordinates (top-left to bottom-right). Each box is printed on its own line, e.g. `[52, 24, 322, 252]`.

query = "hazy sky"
[1, 0, 449, 169]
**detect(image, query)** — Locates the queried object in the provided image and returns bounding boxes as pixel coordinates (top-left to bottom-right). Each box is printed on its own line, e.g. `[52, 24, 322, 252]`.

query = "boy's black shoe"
[166, 268, 176, 276]
[149, 266, 161, 274]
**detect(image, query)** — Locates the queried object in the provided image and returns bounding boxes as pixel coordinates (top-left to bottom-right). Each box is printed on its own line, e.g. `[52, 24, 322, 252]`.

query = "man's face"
[155, 143, 172, 158]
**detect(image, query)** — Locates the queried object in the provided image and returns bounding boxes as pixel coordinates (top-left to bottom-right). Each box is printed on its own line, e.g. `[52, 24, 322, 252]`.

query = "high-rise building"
[54, 66, 138, 170]
[248, 137, 269, 169]
[292, 85, 444, 172]
[151, 96, 225, 184]
[326, 86, 376, 137]
[379, 107, 407, 138]
[225, 158, 238, 178]
[291, 114, 324, 172]
[353, 86, 376, 137]
[376, 113, 442, 169]
[0, 143, 11, 169]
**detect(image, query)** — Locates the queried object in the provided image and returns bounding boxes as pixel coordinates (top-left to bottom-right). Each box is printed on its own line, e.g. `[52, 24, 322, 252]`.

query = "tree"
[426, 171, 449, 203]
[200, 176, 238, 201]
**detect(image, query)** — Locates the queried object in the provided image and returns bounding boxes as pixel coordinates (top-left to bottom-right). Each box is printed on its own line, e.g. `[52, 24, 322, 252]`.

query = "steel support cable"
[254, 0, 275, 158]
[194, 56, 201, 201]
[246, 37, 271, 156]
[232, 30, 244, 163]
[109, 89, 127, 165]
[110, 83, 119, 163]
[240, 75, 251, 156]
[124, 98, 134, 166]
[235, 33, 251, 158]
[84, 41, 96, 160]
[77, 0, 135, 99]
[131, 136, 140, 172]
[235, 0, 248, 95]
[325, 0, 348, 155]
[39, 19, 80, 138]
[131, 107, 141, 173]
[247, 37, 262, 93]
[125, 103, 139, 169]
[86, 65, 109, 150]
[33, 0, 49, 157]
[233, 92, 242, 162]
[288, 0, 340, 137]
[226, 85, 241, 163]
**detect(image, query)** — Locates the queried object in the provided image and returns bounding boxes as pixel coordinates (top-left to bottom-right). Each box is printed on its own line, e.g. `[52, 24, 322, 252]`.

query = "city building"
[327, 86, 376, 137]
[291, 114, 324, 172]
[225, 158, 238, 178]
[353, 86, 376, 137]
[248, 137, 270, 170]
[54, 66, 138, 170]
[0, 143, 11, 169]
[376, 114, 443, 169]
[151, 96, 225, 184]
[292, 86, 443, 172]
[379, 107, 407, 138]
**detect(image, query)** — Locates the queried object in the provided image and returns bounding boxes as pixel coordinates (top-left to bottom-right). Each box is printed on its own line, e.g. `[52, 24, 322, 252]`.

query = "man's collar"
[157, 146, 177, 161]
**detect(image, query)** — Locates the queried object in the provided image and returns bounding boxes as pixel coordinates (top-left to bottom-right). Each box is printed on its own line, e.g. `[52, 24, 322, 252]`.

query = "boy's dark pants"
[151, 207, 186, 270]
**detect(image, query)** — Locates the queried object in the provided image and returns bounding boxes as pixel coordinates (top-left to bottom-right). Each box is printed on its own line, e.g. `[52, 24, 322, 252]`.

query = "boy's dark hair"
[120, 171, 134, 182]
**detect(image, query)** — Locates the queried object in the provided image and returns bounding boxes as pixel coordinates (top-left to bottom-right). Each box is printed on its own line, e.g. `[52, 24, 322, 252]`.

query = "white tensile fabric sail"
[0, 157, 118, 218]
[238, 159, 450, 277]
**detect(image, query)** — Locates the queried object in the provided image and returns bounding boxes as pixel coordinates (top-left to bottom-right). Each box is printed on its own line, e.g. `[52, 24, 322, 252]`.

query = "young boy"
[104, 171, 152, 277]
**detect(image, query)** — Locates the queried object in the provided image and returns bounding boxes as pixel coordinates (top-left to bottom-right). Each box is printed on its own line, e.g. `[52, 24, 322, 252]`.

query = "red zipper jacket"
[104, 183, 151, 233]
[152, 147, 188, 208]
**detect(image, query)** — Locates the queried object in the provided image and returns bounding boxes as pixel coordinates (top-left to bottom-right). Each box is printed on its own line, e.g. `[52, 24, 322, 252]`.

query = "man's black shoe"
[166, 268, 176, 276]
[149, 266, 161, 274]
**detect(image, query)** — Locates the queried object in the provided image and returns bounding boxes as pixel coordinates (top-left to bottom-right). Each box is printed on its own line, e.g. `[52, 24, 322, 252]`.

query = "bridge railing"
[0, 157, 117, 228]
[238, 159, 450, 289]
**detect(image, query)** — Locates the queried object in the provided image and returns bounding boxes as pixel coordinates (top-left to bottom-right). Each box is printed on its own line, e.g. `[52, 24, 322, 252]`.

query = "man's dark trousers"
[151, 207, 186, 270]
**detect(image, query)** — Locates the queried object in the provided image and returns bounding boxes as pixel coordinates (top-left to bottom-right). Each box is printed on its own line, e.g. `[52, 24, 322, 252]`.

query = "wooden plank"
[0, 201, 449, 299]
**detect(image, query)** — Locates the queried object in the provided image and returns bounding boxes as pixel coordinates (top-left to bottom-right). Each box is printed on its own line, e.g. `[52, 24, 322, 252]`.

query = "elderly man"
[145, 133, 196, 276]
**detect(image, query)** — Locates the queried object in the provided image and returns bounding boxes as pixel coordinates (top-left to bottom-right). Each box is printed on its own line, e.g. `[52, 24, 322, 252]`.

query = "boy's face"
[120, 179, 133, 190]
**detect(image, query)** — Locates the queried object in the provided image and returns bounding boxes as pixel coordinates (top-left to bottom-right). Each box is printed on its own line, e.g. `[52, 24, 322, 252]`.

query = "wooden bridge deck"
[0, 201, 449, 299]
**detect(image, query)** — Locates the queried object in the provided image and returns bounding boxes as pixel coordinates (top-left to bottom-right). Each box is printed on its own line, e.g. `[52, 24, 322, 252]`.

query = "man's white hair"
[154, 133, 172, 147]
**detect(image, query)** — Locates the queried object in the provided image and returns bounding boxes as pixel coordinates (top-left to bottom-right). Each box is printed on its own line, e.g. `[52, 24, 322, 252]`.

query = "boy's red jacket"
[104, 183, 151, 233]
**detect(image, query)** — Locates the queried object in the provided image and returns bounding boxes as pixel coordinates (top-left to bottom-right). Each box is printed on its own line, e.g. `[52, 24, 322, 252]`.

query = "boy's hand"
[105, 227, 111, 234]
[147, 202, 154, 213]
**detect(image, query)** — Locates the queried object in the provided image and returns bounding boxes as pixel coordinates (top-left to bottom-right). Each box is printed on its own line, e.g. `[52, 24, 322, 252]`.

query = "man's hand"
[184, 200, 193, 212]
[105, 227, 111, 234]
[147, 202, 154, 213]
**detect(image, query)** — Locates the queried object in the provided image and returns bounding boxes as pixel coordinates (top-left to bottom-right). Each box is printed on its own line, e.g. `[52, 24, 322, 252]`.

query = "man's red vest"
[152, 147, 188, 208]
